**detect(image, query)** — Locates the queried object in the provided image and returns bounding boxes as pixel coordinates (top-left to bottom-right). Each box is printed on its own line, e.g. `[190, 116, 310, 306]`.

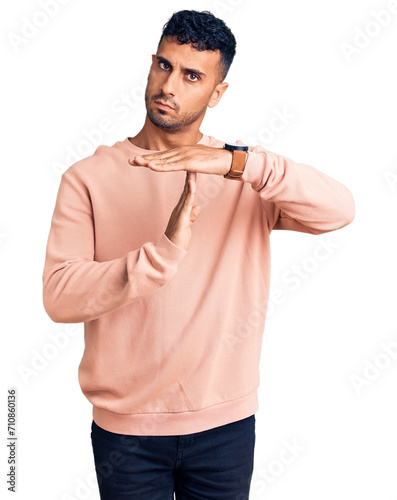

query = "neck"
[129, 116, 204, 151]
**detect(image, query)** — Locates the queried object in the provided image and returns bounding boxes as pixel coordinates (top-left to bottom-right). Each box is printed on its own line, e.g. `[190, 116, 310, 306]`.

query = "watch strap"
[224, 149, 248, 180]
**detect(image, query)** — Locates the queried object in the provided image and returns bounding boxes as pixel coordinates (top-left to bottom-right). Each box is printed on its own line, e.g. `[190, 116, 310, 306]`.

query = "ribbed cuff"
[156, 233, 188, 260]
[241, 151, 267, 191]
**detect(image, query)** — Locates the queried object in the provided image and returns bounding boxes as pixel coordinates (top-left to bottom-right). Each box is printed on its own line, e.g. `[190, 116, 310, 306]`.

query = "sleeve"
[241, 145, 355, 234]
[42, 169, 187, 324]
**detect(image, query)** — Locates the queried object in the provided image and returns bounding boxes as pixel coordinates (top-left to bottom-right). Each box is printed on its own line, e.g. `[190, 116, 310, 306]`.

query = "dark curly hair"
[158, 10, 237, 82]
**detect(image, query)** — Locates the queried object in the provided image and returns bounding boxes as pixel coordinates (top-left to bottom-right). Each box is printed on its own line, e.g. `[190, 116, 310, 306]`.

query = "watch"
[223, 143, 249, 180]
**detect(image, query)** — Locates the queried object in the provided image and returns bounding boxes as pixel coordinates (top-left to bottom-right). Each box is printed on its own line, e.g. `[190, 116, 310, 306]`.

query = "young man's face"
[145, 36, 228, 133]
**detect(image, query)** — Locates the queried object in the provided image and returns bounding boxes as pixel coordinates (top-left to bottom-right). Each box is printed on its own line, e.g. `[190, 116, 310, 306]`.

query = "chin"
[147, 112, 179, 132]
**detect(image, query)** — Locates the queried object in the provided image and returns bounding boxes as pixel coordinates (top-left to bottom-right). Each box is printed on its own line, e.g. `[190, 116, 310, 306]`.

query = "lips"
[155, 100, 174, 110]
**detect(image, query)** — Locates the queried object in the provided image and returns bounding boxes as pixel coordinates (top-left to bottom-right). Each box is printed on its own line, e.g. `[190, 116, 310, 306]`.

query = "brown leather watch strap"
[224, 150, 248, 180]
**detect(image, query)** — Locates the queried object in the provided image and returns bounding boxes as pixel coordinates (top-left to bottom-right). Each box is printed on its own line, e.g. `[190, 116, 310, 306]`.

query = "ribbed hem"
[92, 390, 258, 436]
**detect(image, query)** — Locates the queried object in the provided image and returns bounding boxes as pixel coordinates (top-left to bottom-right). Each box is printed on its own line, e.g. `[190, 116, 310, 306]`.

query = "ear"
[208, 82, 229, 109]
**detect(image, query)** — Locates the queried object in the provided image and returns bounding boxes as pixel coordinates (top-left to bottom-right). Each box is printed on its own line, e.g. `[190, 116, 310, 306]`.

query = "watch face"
[224, 142, 249, 151]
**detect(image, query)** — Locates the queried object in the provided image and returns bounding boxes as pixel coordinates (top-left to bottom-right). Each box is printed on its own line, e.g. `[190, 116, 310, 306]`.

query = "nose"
[160, 71, 178, 96]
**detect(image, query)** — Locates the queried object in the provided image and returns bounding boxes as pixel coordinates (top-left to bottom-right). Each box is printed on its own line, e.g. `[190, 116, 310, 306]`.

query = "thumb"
[190, 205, 202, 223]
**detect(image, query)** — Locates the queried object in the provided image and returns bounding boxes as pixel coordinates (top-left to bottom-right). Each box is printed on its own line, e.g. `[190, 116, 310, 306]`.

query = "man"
[42, 9, 355, 500]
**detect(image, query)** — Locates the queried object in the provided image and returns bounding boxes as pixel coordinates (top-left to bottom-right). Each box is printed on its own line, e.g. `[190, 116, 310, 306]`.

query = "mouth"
[154, 100, 174, 110]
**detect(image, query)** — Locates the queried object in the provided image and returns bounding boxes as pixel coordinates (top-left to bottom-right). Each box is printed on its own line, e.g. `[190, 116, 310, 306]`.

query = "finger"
[146, 159, 185, 172]
[128, 158, 144, 166]
[138, 149, 179, 160]
[173, 171, 191, 208]
[133, 148, 192, 171]
[133, 149, 181, 164]
[186, 172, 197, 202]
[187, 171, 197, 184]
[128, 156, 150, 166]
[186, 172, 197, 192]
[184, 170, 191, 195]
[176, 172, 189, 204]
[128, 155, 177, 167]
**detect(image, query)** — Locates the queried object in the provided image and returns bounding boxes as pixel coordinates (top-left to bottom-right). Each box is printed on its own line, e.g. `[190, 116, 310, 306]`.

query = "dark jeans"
[91, 415, 256, 499]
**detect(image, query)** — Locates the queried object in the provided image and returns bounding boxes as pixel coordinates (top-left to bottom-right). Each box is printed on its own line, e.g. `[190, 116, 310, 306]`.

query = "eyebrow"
[156, 56, 207, 78]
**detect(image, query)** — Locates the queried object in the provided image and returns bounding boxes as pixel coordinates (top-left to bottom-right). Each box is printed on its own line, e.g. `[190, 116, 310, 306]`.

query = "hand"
[128, 145, 233, 176]
[165, 171, 201, 251]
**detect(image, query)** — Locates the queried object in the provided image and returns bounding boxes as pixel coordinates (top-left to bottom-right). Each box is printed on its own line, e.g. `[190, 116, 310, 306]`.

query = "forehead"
[156, 37, 221, 75]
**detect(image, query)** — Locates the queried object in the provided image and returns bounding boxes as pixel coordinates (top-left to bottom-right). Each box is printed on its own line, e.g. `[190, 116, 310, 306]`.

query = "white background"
[1, 0, 397, 498]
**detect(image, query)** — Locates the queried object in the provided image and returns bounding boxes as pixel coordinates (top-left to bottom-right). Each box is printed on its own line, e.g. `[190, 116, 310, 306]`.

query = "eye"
[159, 61, 171, 71]
[187, 73, 200, 82]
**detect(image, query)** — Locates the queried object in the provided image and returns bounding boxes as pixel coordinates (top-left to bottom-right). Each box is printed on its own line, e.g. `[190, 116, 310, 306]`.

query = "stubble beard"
[145, 90, 207, 133]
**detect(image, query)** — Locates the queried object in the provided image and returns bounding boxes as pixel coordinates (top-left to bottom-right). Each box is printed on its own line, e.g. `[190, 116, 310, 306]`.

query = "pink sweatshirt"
[42, 134, 355, 435]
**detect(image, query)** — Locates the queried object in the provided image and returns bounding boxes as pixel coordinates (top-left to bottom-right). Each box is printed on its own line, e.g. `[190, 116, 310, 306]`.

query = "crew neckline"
[119, 133, 211, 154]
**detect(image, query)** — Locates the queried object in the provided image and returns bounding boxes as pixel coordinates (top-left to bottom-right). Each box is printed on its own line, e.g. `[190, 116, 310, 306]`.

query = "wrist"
[222, 148, 233, 175]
